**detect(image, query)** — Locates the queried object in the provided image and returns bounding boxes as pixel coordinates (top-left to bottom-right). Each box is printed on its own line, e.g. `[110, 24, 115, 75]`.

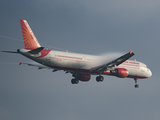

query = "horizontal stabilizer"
[28, 47, 44, 54]
[1, 51, 19, 54]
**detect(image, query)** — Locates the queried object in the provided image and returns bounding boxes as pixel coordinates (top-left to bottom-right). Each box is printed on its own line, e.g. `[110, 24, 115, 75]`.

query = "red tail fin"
[20, 20, 41, 50]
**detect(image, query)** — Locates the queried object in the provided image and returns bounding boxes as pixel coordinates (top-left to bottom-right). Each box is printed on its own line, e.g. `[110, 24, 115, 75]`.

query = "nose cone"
[147, 69, 152, 78]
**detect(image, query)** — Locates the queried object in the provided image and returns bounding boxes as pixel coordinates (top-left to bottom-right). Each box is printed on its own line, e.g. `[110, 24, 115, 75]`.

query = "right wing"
[19, 61, 49, 69]
[90, 50, 134, 72]
[19, 61, 52, 70]
[18, 61, 61, 72]
[18, 61, 79, 74]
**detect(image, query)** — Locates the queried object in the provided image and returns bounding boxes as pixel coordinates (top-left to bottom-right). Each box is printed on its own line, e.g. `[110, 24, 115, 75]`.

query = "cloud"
[84, 52, 123, 69]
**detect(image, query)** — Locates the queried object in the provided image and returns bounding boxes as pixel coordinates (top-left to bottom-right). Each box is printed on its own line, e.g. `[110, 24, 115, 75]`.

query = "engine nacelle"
[78, 74, 91, 82]
[110, 68, 129, 78]
[72, 73, 91, 81]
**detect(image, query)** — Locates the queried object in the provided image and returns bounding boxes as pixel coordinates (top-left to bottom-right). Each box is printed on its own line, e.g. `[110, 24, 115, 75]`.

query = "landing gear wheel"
[71, 79, 75, 84]
[75, 79, 79, 84]
[100, 76, 104, 81]
[96, 76, 99, 82]
[134, 78, 139, 88]
[134, 84, 139, 88]
[71, 79, 79, 84]
[96, 76, 104, 82]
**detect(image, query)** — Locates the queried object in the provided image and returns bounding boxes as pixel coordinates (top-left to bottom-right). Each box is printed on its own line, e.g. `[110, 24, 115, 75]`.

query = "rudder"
[20, 20, 41, 50]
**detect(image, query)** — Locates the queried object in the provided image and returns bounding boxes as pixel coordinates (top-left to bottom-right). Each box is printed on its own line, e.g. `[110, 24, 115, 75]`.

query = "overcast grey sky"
[0, 0, 160, 120]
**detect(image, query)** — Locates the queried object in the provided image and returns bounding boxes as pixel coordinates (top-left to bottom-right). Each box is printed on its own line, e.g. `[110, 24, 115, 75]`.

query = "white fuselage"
[19, 49, 152, 79]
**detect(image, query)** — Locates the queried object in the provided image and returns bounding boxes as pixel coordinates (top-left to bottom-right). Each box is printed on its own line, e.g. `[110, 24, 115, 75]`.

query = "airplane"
[2, 20, 152, 88]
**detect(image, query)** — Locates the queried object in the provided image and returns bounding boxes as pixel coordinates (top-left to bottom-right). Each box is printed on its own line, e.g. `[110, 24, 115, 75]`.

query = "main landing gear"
[71, 78, 79, 84]
[134, 78, 139, 88]
[96, 76, 104, 82]
[71, 75, 104, 84]
[71, 73, 79, 84]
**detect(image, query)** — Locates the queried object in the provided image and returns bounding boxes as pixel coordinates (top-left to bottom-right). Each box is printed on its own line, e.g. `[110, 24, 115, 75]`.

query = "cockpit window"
[141, 64, 147, 68]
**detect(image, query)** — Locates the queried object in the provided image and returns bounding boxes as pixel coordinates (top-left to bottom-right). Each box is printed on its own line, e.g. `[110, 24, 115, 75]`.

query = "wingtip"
[129, 49, 133, 54]
[19, 61, 22, 65]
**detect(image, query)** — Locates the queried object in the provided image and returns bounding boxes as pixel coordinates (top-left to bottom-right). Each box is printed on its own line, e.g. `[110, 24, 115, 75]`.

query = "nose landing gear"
[134, 78, 139, 88]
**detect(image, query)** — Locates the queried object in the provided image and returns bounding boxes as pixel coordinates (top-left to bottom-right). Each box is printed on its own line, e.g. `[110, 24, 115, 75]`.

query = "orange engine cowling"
[79, 74, 91, 82]
[110, 68, 129, 78]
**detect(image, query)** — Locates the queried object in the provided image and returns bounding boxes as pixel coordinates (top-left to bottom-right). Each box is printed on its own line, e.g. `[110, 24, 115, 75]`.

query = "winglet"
[129, 49, 133, 54]
[19, 61, 22, 65]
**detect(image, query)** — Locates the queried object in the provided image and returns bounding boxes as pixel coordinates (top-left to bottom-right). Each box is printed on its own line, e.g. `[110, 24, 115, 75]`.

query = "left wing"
[90, 50, 134, 72]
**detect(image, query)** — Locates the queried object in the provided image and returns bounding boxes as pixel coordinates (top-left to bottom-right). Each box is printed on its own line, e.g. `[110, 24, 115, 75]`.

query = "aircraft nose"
[148, 69, 152, 78]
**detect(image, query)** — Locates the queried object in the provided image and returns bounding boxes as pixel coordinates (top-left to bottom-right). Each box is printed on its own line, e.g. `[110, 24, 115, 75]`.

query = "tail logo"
[20, 20, 41, 50]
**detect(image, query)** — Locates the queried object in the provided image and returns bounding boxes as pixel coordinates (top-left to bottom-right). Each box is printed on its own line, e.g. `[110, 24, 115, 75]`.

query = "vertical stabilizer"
[20, 20, 41, 50]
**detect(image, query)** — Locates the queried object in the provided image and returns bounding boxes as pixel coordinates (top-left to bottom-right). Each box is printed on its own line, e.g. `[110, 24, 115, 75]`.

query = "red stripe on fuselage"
[49, 56, 86, 62]
[118, 65, 140, 69]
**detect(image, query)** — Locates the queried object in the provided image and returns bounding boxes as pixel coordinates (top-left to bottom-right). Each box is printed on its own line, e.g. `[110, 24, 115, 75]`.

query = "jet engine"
[110, 68, 129, 78]
[79, 74, 91, 81]
[73, 73, 91, 81]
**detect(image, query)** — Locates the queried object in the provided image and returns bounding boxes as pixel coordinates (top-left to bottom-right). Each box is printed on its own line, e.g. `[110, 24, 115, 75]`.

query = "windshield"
[141, 63, 147, 68]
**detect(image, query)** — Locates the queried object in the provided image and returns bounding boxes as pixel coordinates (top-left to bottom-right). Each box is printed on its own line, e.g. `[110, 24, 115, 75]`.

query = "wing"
[19, 61, 62, 72]
[19, 61, 75, 74]
[90, 50, 134, 72]
[19, 61, 51, 69]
